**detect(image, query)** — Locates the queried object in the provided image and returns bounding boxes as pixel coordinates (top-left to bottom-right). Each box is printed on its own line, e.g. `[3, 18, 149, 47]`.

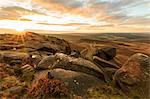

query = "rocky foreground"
[0, 32, 150, 98]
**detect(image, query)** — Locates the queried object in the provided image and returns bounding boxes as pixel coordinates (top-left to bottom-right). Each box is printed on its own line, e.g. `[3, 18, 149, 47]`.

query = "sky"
[0, 0, 150, 33]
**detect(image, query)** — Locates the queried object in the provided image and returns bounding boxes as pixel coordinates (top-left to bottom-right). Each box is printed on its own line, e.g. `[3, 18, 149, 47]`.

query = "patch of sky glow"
[0, 0, 149, 33]
[0, 0, 33, 10]
[122, 3, 150, 17]
[95, 0, 120, 3]
[21, 14, 100, 25]
[0, 20, 78, 31]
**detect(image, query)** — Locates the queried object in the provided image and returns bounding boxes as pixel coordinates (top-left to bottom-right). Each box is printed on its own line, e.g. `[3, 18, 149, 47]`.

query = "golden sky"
[0, 0, 150, 33]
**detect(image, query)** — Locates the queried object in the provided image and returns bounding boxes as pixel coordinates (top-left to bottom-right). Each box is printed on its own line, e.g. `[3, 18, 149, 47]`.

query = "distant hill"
[47, 33, 150, 43]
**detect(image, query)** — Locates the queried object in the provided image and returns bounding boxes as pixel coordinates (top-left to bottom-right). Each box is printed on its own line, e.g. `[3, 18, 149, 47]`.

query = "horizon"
[0, 0, 150, 33]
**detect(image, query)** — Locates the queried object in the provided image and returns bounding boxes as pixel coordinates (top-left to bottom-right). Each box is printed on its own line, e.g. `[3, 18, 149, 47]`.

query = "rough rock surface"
[24, 32, 71, 55]
[101, 47, 116, 60]
[0, 32, 71, 56]
[93, 56, 119, 69]
[36, 53, 109, 82]
[0, 52, 30, 65]
[34, 69, 103, 97]
[21, 64, 35, 82]
[1, 32, 149, 98]
[113, 53, 150, 98]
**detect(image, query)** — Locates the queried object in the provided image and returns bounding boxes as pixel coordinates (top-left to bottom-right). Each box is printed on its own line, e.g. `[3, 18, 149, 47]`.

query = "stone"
[94, 49, 107, 60]
[10, 59, 22, 66]
[21, 64, 35, 82]
[113, 53, 150, 98]
[94, 47, 116, 60]
[80, 45, 97, 61]
[93, 56, 120, 69]
[103, 67, 118, 79]
[36, 55, 56, 70]
[21, 64, 34, 72]
[24, 32, 71, 55]
[0, 52, 29, 65]
[0, 45, 13, 50]
[36, 53, 110, 82]
[29, 54, 42, 67]
[34, 69, 103, 97]
[70, 50, 81, 58]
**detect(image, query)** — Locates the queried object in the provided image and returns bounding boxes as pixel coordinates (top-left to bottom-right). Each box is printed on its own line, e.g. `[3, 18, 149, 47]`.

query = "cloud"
[0, 6, 45, 20]
[0, 20, 78, 31]
[0, 0, 150, 33]
[47, 0, 84, 8]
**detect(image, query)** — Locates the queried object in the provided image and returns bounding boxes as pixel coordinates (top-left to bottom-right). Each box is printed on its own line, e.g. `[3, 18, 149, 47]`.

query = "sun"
[16, 28, 25, 32]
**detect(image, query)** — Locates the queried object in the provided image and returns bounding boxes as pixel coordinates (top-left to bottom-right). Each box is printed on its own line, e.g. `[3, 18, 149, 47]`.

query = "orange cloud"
[0, 0, 150, 33]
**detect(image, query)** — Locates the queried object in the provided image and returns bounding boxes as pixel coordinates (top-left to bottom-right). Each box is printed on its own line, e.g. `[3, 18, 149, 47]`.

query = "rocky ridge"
[0, 32, 150, 98]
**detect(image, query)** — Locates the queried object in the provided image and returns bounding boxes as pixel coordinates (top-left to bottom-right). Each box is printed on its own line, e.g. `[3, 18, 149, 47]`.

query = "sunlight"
[0, 20, 78, 32]
[16, 27, 25, 32]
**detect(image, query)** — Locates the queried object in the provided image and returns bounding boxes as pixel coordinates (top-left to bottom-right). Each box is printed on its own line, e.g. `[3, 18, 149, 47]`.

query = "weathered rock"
[80, 46, 117, 63]
[70, 50, 81, 58]
[0, 44, 25, 50]
[29, 54, 42, 67]
[109, 58, 122, 67]
[93, 56, 120, 69]
[36, 55, 56, 69]
[10, 59, 22, 66]
[80, 45, 97, 61]
[21, 64, 34, 72]
[21, 64, 35, 82]
[36, 53, 110, 82]
[94, 49, 107, 60]
[36, 47, 56, 54]
[34, 69, 103, 97]
[103, 67, 118, 79]
[95, 47, 116, 60]
[113, 53, 150, 98]
[0, 45, 13, 50]
[0, 52, 29, 65]
[24, 32, 71, 55]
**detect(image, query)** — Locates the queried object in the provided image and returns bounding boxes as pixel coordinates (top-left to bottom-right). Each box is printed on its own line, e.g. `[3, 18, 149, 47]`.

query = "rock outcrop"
[1, 32, 149, 98]
[113, 53, 150, 98]
[96, 47, 116, 60]
[0, 52, 29, 65]
[36, 53, 110, 82]
[24, 32, 71, 55]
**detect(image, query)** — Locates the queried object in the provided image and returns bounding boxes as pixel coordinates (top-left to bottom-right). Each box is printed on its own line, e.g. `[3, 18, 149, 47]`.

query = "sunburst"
[16, 28, 25, 32]
[14, 28, 26, 44]
[16, 33, 26, 44]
